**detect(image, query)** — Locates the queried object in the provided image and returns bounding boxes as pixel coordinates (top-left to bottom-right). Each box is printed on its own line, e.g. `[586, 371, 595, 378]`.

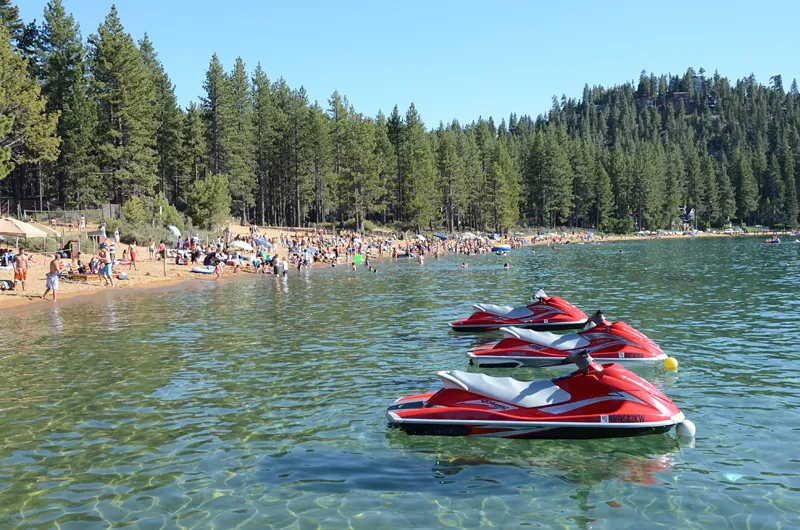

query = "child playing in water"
[214, 260, 223, 279]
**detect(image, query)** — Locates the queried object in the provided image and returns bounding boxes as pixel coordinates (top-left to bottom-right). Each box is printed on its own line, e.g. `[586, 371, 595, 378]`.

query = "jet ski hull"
[450, 293, 588, 332]
[387, 362, 686, 440]
[449, 320, 587, 332]
[467, 352, 667, 368]
[388, 414, 676, 439]
[468, 320, 667, 367]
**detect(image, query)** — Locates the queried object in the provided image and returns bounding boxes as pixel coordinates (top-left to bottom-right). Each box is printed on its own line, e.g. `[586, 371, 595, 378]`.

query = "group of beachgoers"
[1, 223, 535, 303]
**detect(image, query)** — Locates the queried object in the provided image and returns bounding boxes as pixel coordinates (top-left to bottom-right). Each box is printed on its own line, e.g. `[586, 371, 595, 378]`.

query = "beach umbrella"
[0, 218, 49, 239]
[415, 234, 426, 241]
[230, 240, 253, 251]
[168, 225, 181, 237]
[434, 233, 448, 240]
[30, 221, 59, 236]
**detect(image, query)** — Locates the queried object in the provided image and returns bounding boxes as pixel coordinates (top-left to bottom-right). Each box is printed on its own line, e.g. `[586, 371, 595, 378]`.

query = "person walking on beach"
[98, 243, 115, 287]
[79, 215, 86, 231]
[13, 248, 27, 291]
[148, 238, 155, 261]
[100, 222, 107, 241]
[41, 253, 63, 302]
[129, 243, 138, 271]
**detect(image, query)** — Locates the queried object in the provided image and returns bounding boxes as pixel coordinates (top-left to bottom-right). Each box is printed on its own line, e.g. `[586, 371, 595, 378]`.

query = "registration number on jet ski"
[606, 414, 645, 423]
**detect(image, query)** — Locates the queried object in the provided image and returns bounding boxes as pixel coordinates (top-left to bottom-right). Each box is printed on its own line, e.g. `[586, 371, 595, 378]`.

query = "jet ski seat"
[439, 370, 571, 409]
[502, 327, 590, 350]
[472, 303, 534, 319]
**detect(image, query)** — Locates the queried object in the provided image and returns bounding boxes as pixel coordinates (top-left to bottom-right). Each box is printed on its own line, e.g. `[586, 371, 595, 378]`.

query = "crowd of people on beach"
[0, 220, 599, 304]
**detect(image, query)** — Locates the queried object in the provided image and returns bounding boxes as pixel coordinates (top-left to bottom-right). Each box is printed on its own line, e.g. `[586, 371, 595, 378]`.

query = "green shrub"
[122, 197, 148, 227]
[186, 174, 231, 230]
[602, 218, 634, 234]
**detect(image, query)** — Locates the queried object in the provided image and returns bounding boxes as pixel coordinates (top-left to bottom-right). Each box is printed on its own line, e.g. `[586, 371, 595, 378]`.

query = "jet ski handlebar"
[529, 289, 548, 301]
[586, 310, 607, 328]
[564, 350, 590, 369]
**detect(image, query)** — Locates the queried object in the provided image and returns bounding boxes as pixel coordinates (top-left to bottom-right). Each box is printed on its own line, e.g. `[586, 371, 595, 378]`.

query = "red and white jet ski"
[467, 311, 667, 368]
[449, 290, 588, 332]
[387, 352, 692, 439]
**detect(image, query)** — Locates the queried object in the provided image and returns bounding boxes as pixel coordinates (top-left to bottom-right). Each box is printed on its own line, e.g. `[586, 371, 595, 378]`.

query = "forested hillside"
[2, 0, 799, 232]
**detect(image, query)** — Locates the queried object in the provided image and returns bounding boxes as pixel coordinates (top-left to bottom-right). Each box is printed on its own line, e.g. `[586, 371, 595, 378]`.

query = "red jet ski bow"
[449, 289, 588, 332]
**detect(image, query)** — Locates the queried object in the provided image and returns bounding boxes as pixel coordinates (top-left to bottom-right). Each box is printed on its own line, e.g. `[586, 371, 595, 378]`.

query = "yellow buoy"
[664, 357, 679, 370]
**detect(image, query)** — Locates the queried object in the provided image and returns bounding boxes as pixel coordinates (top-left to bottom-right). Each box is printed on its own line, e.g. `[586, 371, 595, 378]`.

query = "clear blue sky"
[18, 0, 799, 127]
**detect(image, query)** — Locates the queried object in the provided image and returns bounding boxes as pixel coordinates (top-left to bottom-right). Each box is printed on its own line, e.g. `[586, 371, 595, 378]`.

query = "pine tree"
[0, 25, 59, 180]
[139, 33, 183, 201]
[541, 133, 573, 227]
[685, 150, 703, 219]
[716, 159, 736, 225]
[570, 141, 593, 226]
[662, 148, 684, 228]
[327, 90, 348, 225]
[402, 103, 437, 230]
[486, 138, 520, 231]
[700, 154, 719, 225]
[251, 63, 274, 225]
[186, 173, 231, 229]
[305, 102, 332, 223]
[630, 143, 663, 229]
[733, 149, 758, 224]
[608, 147, 629, 219]
[181, 102, 207, 184]
[386, 104, 404, 221]
[763, 155, 784, 224]
[287, 86, 309, 227]
[40, 0, 98, 204]
[373, 111, 396, 224]
[202, 53, 228, 175]
[0, 114, 13, 180]
[523, 130, 545, 224]
[780, 141, 799, 226]
[0, 0, 22, 42]
[594, 163, 613, 228]
[435, 123, 465, 232]
[223, 57, 256, 222]
[89, 5, 158, 201]
[340, 111, 379, 232]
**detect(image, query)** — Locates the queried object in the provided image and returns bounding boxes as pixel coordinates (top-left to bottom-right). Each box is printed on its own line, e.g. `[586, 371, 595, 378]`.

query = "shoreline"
[0, 231, 759, 315]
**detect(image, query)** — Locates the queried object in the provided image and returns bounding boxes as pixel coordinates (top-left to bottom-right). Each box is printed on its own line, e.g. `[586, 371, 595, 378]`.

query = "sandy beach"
[0, 225, 738, 312]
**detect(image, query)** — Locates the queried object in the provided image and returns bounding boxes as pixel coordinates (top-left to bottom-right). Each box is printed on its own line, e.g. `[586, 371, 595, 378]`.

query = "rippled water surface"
[1, 237, 799, 529]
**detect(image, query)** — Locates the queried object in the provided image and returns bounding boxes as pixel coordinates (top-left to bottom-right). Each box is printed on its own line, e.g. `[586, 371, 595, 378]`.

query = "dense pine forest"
[2, 0, 799, 233]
